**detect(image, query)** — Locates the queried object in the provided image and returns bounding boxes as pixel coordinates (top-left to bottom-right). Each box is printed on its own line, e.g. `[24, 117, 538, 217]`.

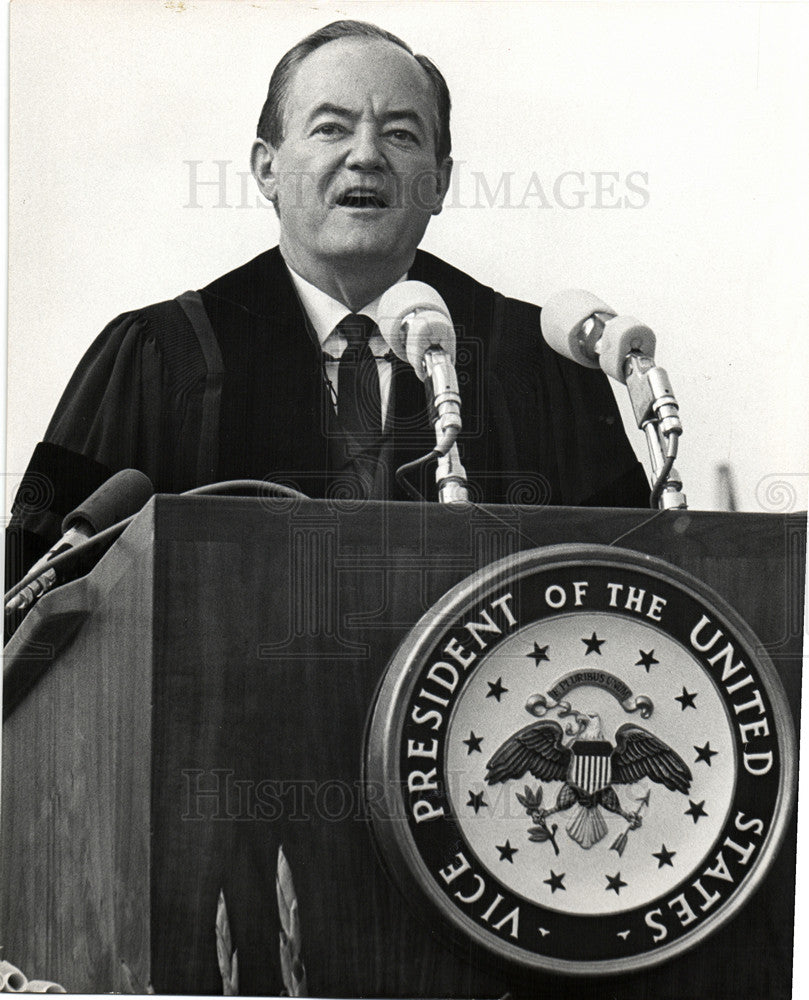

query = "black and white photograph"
[2, 1, 807, 997]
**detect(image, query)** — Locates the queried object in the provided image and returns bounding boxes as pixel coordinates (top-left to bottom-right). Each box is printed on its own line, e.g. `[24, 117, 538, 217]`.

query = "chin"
[328, 221, 428, 263]
[325, 234, 413, 264]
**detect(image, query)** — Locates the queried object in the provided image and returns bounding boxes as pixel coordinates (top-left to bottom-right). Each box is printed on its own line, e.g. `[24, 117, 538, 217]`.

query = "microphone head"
[540, 289, 616, 368]
[598, 314, 657, 383]
[62, 468, 154, 534]
[377, 281, 456, 378]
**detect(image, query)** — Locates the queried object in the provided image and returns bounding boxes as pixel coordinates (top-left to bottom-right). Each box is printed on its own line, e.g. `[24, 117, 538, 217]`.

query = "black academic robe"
[6, 247, 648, 585]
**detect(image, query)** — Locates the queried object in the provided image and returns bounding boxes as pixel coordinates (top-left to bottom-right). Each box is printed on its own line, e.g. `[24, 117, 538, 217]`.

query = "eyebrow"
[306, 104, 427, 132]
[306, 103, 354, 124]
[382, 110, 427, 132]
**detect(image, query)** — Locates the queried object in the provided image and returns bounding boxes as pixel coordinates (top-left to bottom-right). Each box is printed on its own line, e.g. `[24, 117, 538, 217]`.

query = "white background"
[3, 0, 809, 994]
[6, 0, 809, 514]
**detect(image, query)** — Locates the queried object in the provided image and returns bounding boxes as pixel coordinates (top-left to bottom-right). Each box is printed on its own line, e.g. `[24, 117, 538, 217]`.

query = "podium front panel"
[2, 498, 803, 998]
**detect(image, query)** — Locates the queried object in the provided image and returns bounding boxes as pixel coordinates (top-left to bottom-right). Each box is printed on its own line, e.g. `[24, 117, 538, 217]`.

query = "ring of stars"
[466, 790, 487, 814]
[636, 649, 659, 672]
[685, 799, 708, 824]
[496, 840, 518, 863]
[675, 687, 698, 710]
[582, 632, 605, 655]
[486, 677, 508, 702]
[605, 872, 628, 894]
[694, 741, 718, 765]
[652, 844, 676, 868]
[543, 870, 566, 893]
[527, 642, 550, 665]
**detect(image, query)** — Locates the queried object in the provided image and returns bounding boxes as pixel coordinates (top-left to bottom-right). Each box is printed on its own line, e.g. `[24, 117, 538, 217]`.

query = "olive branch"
[516, 785, 560, 856]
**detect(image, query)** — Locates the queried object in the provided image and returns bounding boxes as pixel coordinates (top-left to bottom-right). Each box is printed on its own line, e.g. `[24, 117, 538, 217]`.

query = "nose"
[345, 122, 385, 171]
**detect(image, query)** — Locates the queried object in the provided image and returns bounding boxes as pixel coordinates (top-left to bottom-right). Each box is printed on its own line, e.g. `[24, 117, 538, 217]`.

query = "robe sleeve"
[6, 299, 211, 587]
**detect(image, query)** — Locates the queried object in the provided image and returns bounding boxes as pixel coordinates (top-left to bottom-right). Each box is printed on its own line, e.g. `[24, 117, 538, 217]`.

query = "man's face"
[257, 38, 451, 275]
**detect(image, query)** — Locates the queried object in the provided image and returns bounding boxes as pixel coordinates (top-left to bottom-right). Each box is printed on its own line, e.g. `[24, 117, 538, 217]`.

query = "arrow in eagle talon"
[611, 790, 652, 856]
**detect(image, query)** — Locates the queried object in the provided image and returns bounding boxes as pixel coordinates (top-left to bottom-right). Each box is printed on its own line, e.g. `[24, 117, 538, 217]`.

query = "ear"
[250, 138, 279, 204]
[431, 157, 453, 216]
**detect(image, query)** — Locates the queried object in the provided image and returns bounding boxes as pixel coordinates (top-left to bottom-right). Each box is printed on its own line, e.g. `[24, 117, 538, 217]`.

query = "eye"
[386, 128, 420, 146]
[312, 122, 348, 138]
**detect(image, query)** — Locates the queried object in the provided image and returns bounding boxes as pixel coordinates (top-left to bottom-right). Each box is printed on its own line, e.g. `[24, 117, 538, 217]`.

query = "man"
[6, 20, 648, 586]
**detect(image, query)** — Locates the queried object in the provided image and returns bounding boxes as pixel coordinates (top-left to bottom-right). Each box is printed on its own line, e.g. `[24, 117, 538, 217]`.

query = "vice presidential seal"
[364, 545, 796, 975]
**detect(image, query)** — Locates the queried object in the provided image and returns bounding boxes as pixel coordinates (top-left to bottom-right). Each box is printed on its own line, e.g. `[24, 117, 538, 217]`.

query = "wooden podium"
[2, 497, 804, 998]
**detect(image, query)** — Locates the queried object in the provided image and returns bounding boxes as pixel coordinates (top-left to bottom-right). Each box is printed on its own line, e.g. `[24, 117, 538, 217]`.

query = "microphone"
[5, 469, 154, 614]
[378, 281, 469, 503]
[541, 289, 679, 428]
[377, 281, 461, 451]
[541, 289, 685, 509]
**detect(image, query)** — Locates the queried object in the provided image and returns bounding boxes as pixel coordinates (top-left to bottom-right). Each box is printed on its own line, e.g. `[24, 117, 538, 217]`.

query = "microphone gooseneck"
[4, 477, 311, 616]
[5, 470, 156, 614]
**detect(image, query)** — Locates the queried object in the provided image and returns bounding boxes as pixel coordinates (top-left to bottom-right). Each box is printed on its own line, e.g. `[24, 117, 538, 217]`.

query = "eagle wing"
[485, 720, 570, 786]
[611, 723, 692, 795]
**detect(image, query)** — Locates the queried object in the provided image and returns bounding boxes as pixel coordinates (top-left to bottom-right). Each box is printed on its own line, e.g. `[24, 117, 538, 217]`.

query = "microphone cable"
[394, 451, 439, 503]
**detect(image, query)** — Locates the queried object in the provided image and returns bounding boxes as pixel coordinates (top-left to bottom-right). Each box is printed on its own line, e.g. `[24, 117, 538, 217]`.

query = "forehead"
[284, 37, 436, 123]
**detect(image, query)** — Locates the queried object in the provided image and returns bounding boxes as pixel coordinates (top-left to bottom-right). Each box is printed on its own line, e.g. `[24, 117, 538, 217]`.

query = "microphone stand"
[435, 441, 469, 504]
[624, 353, 687, 510]
[423, 346, 470, 504]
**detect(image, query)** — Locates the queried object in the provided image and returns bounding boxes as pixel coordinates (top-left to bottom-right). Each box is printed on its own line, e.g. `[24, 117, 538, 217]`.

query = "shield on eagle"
[568, 739, 613, 795]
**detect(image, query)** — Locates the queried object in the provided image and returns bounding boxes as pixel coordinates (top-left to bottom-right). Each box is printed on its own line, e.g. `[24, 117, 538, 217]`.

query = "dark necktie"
[335, 314, 382, 436]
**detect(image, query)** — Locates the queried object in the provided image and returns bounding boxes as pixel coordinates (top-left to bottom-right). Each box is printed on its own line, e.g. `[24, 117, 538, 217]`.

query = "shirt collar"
[285, 264, 407, 350]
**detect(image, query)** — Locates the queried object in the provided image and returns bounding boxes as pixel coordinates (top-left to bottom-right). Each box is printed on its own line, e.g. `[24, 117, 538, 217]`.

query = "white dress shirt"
[286, 265, 406, 429]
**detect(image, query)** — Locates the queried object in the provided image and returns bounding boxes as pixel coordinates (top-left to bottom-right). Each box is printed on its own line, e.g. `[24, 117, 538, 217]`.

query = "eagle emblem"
[486, 708, 692, 850]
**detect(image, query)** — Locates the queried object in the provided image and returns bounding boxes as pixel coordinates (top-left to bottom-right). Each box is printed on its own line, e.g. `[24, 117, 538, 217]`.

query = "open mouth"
[336, 190, 388, 209]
